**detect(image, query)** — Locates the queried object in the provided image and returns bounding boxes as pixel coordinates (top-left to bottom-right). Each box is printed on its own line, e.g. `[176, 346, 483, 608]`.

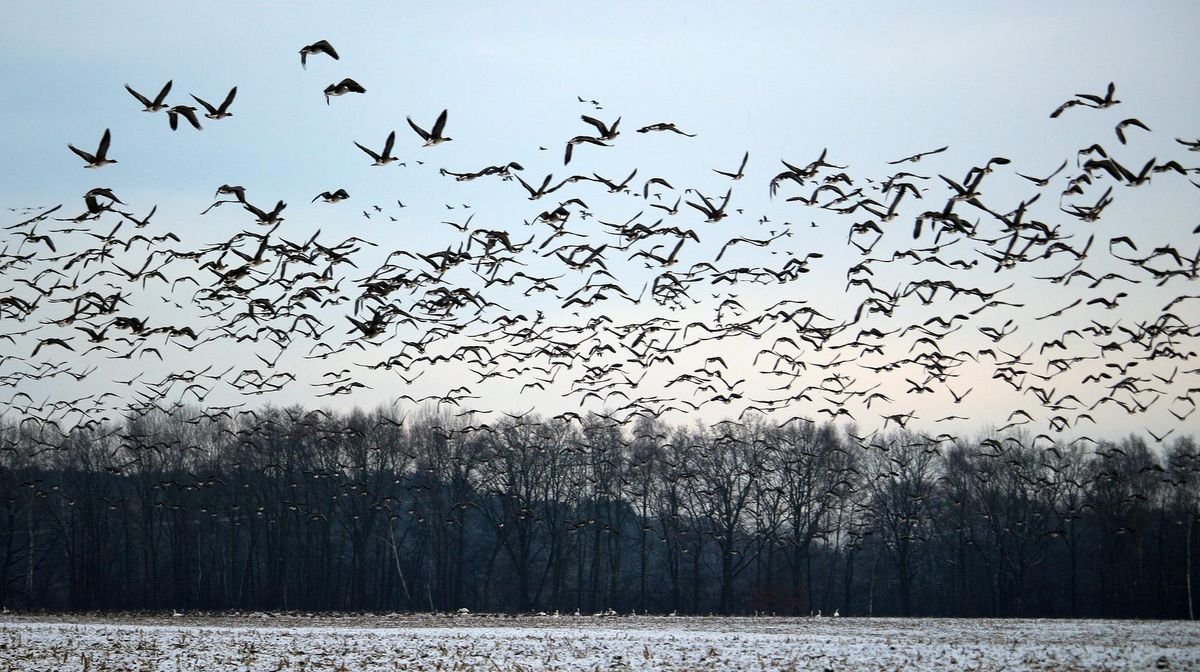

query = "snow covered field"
[1, 613, 1197, 671]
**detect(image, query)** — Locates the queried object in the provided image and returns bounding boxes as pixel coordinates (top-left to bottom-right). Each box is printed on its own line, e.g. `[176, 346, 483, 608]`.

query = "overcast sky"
[3, 2, 1199, 443]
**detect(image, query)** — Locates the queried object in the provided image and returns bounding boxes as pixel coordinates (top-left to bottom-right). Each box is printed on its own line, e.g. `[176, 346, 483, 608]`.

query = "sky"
[2, 2, 1199, 444]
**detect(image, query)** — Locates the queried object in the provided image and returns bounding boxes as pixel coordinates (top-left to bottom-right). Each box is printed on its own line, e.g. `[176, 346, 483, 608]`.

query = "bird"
[887, 146, 948, 165]
[1051, 82, 1119, 117]
[713, 151, 749, 180]
[313, 189, 350, 203]
[564, 136, 608, 165]
[214, 184, 247, 201]
[580, 115, 620, 141]
[300, 40, 339, 68]
[1015, 159, 1068, 186]
[166, 105, 203, 131]
[354, 131, 400, 165]
[191, 87, 237, 120]
[68, 129, 117, 168]
[1115, 118, 1150, 145]
[407, 109, 452, 146]
[686, 188, 732, 222]
[244, 200, 286, 225]
[324, 78, 365, 104]
[124, 81, 173, 112]
[637, 122, 696, 137]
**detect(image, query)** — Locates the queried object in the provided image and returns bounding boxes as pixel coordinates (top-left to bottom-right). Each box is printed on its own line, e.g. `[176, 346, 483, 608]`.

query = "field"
[1, 613, 1197, 671]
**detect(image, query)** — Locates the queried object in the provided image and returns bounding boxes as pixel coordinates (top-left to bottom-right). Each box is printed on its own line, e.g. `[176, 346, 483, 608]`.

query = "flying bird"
[300, 40, 339, 68]
[68, 129, 117, 168]
[1016, 159, 1068, 186]
[125, 81, 173, 112]
[1114, 118, 1150, 145]
[324, 78, 365, 104]
[580, 115, 620, 141]
[313, 189, 350, 203]
[887, 146, 948, 165]
[637, 122, 696, 137]
[191, 87, 237, 119]
[166, 105, 203, 131]
[354, 131, 400, 165]
[713, 151, 749, 180]
[686, 188, 733, 222]
[407, 109, 452, 146]
[1051, 82, 1119, 117]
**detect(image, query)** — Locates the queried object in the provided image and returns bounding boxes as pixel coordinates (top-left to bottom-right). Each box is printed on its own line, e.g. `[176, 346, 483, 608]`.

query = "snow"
[1, 613, 1196, 671]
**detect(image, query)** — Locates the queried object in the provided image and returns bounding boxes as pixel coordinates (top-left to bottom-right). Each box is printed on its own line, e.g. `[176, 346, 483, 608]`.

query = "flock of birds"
[3, 38, 1200, 459]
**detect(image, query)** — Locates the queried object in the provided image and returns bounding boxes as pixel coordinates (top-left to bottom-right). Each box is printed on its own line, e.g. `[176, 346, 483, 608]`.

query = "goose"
[713, 150, 749, 180]
[68, 128, 117, 168]
[243, 199, 286, 225]
[166, 105, 203, 131]
[354, 131, 399, 165]
[300, 39, 339, 68]
[324, 78, 365, 104]
[637, 122, 696, 137]
[124, 80, 172, 112]
[564, 136, 608, 165]
[313, 189, 350, 203]
[1114, 118, 1150, 145]
[580, 114, 620, 141]
[887, 145, 948, 165]
[191, 87, 237, 119]
[407, 109, 452, 146]
[685, 188, 732, 222]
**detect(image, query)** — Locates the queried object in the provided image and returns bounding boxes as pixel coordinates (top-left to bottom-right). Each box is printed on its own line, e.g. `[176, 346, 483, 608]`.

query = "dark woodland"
[2, 406, 1197, 619]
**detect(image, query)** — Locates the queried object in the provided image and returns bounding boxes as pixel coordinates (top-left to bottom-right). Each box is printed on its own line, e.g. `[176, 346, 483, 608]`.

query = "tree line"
[1, 404, 1197, 618]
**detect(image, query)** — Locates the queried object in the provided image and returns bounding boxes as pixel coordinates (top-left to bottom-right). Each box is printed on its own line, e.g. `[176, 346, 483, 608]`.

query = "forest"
[2, 404, 1196, 619]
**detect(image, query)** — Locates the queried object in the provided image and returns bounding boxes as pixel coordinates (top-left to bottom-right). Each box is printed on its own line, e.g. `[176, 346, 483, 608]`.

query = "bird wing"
[315, 40, 339, 59]
[407, 116, 430, 140]
[219, 86, 238, 112]
[153, 80, 173, 105]
[124, 85, 152, 108]
[68, 144, 95, 163]
[354, 141, 381, 162]
[580, 115, 608, 136]
[97, 129, 111, 157]
[431, 109, 448, 137]
[191, 95, 217, 115]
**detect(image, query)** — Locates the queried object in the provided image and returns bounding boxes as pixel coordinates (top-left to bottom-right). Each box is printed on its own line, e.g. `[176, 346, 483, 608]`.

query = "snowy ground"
[1, 612, 1196, 671]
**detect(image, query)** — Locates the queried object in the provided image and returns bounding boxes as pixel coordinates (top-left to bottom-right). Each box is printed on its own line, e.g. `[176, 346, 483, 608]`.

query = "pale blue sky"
[3, 2, 1198, 441]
